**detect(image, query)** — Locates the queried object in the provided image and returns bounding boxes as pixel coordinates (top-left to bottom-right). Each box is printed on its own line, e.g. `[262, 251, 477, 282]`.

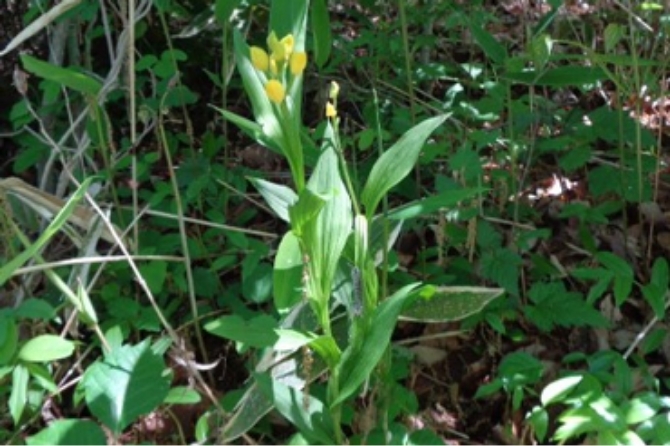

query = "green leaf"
[644, 258, 669, 318]
[541, 375, 583, 406]
[311, 0, 332, 67]
[204, 314, 279, 349]
[249, 177, 297, 223]
[21, 54, 102, 96]
[524, 282, 610, 332]
[274, 231, 304, 311]
[503, 66, 608, 87]
[334, 283, 420, 406]
[479, 247, 522, 296]
[386, 187, 485, 220]
[270, 0, 309, 50]
[10, 364, 28, 425]
[26, 419, 106, 445]
[469, 23, 507, 64]
[83, 340, 170, 435]
[400, 286, 503, 322]
[289, 187, 328, 236]
[0, 315, 18, 365]
[527, 406, 549, 442]
[622, 393, 661, 425]
[361, 115, 448, 216]
[256, 373, 335, 444]
[14, 299, 57, 321]
[165, 386, 202, 405]
[498, 352, 544, 390]
[596, 252, 633, 306]
[303, 146, 353, 304]
[18, 335, 75, 362]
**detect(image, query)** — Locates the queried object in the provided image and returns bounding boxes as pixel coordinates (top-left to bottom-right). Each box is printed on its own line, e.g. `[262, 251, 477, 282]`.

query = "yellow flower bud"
[269, 59, 278, 75]
[267, 31, 285, 62]
[280, 34, 295, 57]
[326, 101, 337, 118]
[290, 52, 307, 75]
[329, 81, 340, 100]
[250, 46, 269, 72]
[265, 80, 285, 104]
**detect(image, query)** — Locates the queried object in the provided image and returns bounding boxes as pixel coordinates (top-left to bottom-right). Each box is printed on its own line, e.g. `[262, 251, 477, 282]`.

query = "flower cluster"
[250, 32, 307, 105]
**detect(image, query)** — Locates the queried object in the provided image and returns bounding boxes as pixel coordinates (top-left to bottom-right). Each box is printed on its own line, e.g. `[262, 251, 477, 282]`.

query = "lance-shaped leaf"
[361, 114, 448, 216]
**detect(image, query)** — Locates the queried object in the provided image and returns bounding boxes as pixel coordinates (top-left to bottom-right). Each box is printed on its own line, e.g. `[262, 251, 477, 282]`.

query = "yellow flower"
[250, 46, 269, 72]
[270, 59, 278, 75]
[325, 101, 337, 118]
[265, 80, 285, 104]
[290, 52, 307, 75]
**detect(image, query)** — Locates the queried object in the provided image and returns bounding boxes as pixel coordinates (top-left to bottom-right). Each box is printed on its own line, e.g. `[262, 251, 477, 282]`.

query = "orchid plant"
[207, 1, 496, 443]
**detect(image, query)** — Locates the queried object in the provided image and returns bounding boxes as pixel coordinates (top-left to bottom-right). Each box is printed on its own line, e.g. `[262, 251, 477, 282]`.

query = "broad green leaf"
[270, 0, 309, 51]
[10, 364, 29, 425]
[644, 258, 669, 318]
[26, 419, 106, 445]
[334, 283, 420, 406]
[256, 373, 335, 444]
[541, 375, 583, 406]
[205, 314, 279, 349]
[311, 0, 332, 67]
[274, 231, 304, 311]
[14, 299, 57, 321]
[249, 177, 298, 223]
[386, 187, 485, 220]
[0, 315, 18, 365]
[400, 286, 503, 322]
[21, 54, 101, 96]
[18, 335, 74, 362]
[0, 176, 96, 287]
[165, 386, 202, 405]
[361, 115, 448, 216]
[83, 340, 170, 434]
[303, 143, 353, 303]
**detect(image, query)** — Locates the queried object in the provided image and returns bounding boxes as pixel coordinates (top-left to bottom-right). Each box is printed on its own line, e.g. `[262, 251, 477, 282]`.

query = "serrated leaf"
[524, 282, 609, 332]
